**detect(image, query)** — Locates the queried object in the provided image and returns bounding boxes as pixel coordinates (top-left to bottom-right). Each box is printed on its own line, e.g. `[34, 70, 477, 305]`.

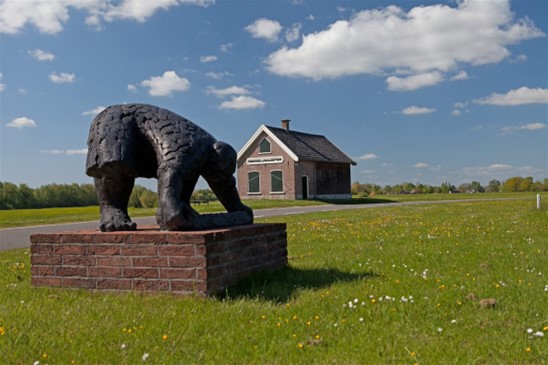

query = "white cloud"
[513, 54, 528, 62]
[386, 72, 444, 91]
[402, 106, 436, 115]
[414, 163, 429, 169]
[220, 43, 233, 53]
[219, 96, 265, 110]
[285, 23, 302, 43]
[205, 71, 233, 79]
[41, 148, 87, 155]
[475, 87, 548, 106]
[450, 71, 469, 81]
[501, 122, 546, 135]
[200, 55, 218, 63]
[82, 106, 106, 117]
[28, 49, 55, 61]
[245, 18, 282, 42]
[66, 148, 88, 155]
[358, 153, 379, 160]
[49, 72, 76, 84]
[462, 163, 513, 176]
[0, 0, 214, 34]
[265, 0, 544, 80]
[451, 109, 462, 116]
[206, 86, 250, 98]
[140, 71, 190, 96]
[0, 73, 4, 91]
[127, 84, 138, 92]
[7, 117, 37, 129]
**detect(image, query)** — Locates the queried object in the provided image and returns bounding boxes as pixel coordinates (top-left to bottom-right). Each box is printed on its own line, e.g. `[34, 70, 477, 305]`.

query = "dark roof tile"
[266, 126, 356, 165]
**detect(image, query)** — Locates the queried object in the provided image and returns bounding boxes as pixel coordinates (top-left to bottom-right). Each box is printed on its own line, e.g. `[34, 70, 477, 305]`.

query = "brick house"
[237, 120, 356, 200]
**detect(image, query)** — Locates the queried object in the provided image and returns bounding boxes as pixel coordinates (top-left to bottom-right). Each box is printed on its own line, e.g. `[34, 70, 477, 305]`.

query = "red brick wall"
[30, 224, 287, 296]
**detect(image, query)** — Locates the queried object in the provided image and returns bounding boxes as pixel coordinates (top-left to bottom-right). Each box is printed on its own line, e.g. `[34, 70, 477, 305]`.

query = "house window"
[248, 171, 260, 194]
[259, 138, 271, 154]
[271, 171, 283, 193]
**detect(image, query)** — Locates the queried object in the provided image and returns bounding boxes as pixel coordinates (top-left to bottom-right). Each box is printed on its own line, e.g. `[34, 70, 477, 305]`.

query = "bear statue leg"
[205, 175, 253, 223]
[156, 168, 199, 230]
[94, 175, 137, 232]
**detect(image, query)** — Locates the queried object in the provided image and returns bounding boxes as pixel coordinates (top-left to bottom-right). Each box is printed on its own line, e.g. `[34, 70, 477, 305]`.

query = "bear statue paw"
[99, 208, 137, 232]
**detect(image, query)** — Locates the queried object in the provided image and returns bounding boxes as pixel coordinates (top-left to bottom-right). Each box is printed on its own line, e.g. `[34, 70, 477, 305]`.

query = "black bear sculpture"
[86, 104, 253, 232]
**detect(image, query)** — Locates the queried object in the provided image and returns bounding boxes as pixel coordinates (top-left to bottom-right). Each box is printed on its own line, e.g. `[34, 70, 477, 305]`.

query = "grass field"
[0, 199, 325, 229]
[0, 193, 533, 229]
[1, 198, 546, 364]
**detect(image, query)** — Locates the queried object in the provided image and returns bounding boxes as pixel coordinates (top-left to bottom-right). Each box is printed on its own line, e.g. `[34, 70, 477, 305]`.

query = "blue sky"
[1, 0, 547, 190]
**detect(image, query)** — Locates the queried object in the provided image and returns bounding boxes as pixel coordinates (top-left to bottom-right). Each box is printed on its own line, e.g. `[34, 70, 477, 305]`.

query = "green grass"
[1, 199, 547, 364]
[0, 193, 538, 229]
[0, 199, 325, 229]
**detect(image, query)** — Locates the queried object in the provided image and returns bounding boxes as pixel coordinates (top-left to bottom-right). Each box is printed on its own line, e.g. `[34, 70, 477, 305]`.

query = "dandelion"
[162, 334, 168, 341]
[525, 347, 531, 353]
[42, 353, 48, 359]
[142, 352, 150, 361]
[297, 342, 304, 349]
[0, 326, 5, 336]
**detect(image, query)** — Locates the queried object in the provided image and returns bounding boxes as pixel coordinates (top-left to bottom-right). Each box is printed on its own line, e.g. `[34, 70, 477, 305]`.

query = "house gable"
[237, 125, 299, 163]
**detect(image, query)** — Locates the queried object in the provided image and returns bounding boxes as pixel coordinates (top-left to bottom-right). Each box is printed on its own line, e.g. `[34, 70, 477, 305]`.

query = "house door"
[301, 176, 309, 199]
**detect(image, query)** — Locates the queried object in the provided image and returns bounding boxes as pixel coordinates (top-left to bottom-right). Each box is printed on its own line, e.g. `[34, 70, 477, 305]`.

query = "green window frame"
[259, 138, 271, 154]
[248, 171, 260, 193]
[271, 171, 283, 193]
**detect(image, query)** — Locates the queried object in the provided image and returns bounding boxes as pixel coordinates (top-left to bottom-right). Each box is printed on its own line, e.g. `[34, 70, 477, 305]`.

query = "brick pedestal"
[30, 224, 287, 296]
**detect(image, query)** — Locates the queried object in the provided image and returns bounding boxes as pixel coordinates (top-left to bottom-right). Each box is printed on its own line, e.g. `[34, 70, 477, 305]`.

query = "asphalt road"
[0, 198, 526, 251]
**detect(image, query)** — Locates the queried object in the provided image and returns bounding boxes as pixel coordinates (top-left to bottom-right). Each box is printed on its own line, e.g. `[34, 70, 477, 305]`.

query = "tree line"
[0, 182, 218, 210]
[352, 177, 548, 197]
[1, 176, 546, 210]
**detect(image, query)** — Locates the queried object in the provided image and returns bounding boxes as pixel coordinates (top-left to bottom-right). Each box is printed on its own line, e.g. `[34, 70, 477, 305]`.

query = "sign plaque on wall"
[246, 156, 284, 165]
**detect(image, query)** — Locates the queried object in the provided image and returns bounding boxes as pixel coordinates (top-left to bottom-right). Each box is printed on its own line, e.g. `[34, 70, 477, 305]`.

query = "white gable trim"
[237, 125, 299, 162]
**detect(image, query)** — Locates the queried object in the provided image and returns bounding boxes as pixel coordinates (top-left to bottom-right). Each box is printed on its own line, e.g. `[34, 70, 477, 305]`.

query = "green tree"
[139, 190, 158, 208]
[501, 177, 523, 192]
[470, 181, 484, 192]
[485, 179, 501, 193]
[518, 177, 533, 192]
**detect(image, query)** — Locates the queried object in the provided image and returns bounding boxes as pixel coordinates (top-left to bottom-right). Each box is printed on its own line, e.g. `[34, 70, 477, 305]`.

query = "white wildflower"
[142, 353, 149, 361]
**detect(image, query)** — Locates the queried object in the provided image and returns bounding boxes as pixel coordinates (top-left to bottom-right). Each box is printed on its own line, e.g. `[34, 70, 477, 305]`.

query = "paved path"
[0, 198, 526, 251]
